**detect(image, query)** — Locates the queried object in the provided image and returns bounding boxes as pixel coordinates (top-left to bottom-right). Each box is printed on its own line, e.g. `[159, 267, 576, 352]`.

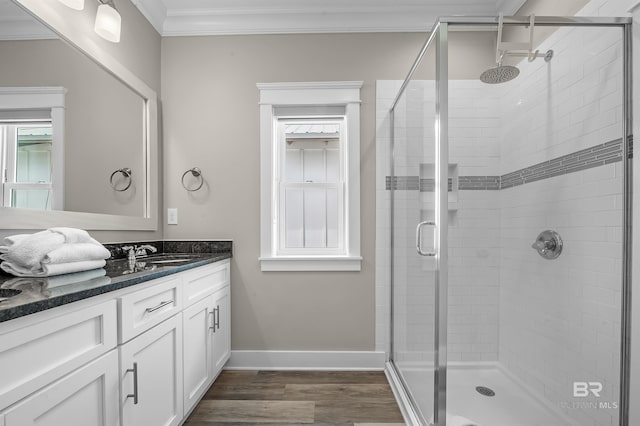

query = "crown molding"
[131, 0, 530, 36]
[0, 19, 56, 40]
[0, 0, 56, 40]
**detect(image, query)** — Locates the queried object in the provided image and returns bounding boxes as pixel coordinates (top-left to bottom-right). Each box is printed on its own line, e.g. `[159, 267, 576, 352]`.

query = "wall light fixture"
[57, 0, 121, 43]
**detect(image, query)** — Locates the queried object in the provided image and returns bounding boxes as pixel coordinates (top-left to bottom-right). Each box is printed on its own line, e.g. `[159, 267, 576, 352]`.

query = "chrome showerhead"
[480, 64, 520, 84]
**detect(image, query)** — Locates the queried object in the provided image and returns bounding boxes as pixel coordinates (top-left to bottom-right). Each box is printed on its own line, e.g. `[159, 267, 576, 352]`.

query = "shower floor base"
[388, 362, 578, 426]
[447, 365, 576, 426]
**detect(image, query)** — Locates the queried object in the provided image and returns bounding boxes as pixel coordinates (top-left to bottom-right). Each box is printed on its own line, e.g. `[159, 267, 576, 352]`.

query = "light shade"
[58, 0, 85, 10]
[94, 3, 121, 43]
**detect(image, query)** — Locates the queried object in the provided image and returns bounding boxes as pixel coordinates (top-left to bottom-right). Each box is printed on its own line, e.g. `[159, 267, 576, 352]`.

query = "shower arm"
[503, 50, 553, 62]
[496, 13, 544, 64]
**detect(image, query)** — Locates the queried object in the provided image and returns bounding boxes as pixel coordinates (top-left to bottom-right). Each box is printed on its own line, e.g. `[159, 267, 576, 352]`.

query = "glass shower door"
[390, 31, 443, 424]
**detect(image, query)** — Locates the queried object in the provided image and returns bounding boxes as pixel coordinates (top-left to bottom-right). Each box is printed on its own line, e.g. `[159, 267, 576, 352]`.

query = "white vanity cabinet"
[0, 257, 231, 426]
[0, 299, 118, 415]
[210, 285, 230, 376]
[3, 350, 120, 426]
[118, 274, 185, 426]
[182, 260, 231, 414]
[120, 314, 183, 426]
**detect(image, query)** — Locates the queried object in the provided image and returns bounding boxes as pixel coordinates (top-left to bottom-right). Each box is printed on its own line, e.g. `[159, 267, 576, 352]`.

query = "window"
[279, 118, 344, 254]
[1, 122, 54, 209]
[0, 87, 65, 211]
[258, 82, 362, 271]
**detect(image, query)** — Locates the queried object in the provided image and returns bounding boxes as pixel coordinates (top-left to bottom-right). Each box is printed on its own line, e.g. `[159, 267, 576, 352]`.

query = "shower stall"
[380, 15, 632, 426]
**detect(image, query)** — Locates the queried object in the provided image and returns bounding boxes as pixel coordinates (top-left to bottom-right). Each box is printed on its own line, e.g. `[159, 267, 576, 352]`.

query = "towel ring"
[109, 168, 132, 191]
[182, 167, 204, 191]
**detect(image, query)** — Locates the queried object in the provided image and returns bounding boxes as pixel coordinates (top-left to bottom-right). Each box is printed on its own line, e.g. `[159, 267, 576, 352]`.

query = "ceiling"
[130, 0, 528, 36]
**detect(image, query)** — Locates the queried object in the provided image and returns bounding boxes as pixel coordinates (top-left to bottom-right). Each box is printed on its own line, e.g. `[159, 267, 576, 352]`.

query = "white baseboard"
[225, 350, 386, 370]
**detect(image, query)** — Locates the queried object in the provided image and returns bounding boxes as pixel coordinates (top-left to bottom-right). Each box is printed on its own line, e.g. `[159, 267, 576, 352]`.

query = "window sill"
[259, 256, 362, 272]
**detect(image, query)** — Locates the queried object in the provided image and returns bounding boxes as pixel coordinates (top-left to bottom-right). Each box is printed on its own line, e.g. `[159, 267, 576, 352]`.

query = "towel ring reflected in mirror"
[182, 167, 204, 191]
[109, 167, 132, 191]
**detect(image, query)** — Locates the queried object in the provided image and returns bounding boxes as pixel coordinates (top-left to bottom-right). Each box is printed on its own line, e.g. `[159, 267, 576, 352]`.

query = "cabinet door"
[120, 314, 183, 426]
[4, 350, 119, 426]
[211, 286, 230, 376]
[183, 296, 213, 413]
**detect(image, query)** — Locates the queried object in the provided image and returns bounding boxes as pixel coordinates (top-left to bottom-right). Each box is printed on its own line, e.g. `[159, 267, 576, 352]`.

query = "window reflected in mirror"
[1, 122, 54, 210]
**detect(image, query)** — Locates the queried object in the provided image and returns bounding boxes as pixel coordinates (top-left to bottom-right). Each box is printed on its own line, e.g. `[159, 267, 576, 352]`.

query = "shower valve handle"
[531, 230, 563, 260]
[416, 221, 436, 257]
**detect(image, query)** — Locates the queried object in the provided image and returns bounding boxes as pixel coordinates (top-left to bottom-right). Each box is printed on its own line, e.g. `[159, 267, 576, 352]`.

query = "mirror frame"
[2, 0, 158, 230]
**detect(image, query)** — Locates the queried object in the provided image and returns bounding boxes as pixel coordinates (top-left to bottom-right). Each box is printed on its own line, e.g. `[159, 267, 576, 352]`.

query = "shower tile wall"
[377, 10, 624, 424]
[376, 81, 503, 363]
[448, 82, 502, 362]
[498, 22, 623, 426]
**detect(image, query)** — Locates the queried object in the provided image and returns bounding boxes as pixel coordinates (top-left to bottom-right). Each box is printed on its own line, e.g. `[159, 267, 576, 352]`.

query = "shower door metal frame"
[388, 19, 449, 426]
[388, 15, 633, 426]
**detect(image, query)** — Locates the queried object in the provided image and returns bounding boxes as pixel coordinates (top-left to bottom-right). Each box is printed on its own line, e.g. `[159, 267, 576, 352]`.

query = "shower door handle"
[416, 221, 436, 257]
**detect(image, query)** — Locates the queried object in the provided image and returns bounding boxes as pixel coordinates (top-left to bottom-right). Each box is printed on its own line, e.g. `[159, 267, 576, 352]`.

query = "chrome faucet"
[134, 245, 158, 257]
[122, 244, 158, 262]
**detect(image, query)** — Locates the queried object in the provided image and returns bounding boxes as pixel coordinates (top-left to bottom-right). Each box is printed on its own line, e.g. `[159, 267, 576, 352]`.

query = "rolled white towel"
[42, 243, 111, 265]
[0, 234, 30, 254]
[0, 230, 65, 268]
[49, 227, 96, 244]
[1, 259, 106, 277]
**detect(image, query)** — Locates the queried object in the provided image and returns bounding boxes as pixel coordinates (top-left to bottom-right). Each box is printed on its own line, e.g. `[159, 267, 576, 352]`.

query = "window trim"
[258, 81, 363, 272]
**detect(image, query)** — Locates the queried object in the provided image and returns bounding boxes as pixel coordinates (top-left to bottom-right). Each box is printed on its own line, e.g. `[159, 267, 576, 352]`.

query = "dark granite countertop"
[0, 250, 231, 323]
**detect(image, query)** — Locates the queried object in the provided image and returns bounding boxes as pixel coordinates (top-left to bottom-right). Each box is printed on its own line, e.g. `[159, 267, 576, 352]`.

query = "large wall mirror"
[0, 0, 158, 230]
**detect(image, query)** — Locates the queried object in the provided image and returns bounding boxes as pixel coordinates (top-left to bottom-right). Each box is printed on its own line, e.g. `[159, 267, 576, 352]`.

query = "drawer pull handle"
[126, 362, 139, 404]
[214, 304, 220, 331]
[145, 300, 173, 313]
[211, 306, 219, 333]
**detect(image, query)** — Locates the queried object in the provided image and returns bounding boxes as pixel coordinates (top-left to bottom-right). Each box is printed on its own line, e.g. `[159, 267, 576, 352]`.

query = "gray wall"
[161, 33, 424, 350]
[161, 33, 497, 351]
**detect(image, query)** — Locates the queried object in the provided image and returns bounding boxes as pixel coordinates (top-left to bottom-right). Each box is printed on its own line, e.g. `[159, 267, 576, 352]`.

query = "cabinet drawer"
[183, 260, 229, 307]
[119, 276, 182, 343]
[3, 350, 119, 426]
[0, 299, 117, 410]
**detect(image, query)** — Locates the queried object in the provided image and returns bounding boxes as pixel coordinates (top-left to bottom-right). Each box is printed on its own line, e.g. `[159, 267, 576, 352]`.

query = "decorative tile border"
[386, 137, 631, 192]
[385, 176, 419, 191]
[458, 176, 500, 190]
[500, 138, 628, 189]
[385, 177, 452, 191]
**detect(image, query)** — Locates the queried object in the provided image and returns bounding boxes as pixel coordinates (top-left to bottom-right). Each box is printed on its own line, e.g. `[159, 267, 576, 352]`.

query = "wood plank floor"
[184, 371, 406, 425]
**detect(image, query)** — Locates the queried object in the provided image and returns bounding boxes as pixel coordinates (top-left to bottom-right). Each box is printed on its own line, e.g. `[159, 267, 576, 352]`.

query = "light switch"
[167, 208, 178, 225]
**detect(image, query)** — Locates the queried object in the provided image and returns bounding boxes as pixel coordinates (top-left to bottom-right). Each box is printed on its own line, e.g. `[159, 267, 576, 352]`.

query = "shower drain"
[475, 386, 496, 397]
